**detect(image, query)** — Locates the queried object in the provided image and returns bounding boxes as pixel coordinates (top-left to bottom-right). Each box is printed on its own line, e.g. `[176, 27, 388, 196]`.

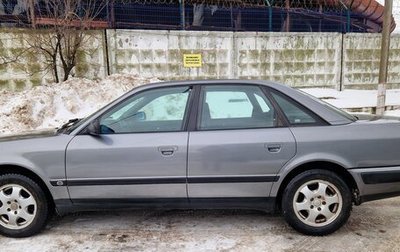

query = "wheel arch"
[0, 164, 55, 210]
[275, 161, 359, 211]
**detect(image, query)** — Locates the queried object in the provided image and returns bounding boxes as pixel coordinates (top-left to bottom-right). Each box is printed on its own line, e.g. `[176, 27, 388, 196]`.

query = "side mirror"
[87, 120, 100, 136]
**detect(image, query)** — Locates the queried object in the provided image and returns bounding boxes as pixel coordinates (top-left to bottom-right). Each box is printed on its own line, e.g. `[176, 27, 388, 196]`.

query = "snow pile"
[0, 74, 161, 134]
[384, 110, 400, 117]
[301, 88, 400, 109]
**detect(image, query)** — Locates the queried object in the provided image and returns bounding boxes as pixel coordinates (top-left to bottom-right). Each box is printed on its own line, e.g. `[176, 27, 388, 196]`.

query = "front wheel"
[0, 174, 49, 237]
[282, 169, 352, 236]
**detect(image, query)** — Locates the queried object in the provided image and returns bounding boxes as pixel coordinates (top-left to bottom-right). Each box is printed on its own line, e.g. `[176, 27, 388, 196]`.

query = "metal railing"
[0, 0, 386, 33]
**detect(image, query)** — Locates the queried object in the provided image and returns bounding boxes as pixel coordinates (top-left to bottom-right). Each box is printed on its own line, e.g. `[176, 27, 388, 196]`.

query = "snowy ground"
[1, 198, 400, 252]
[302, 88, 400, 110]
[1, 76, 400, 251]
[0, 76, 400, 135]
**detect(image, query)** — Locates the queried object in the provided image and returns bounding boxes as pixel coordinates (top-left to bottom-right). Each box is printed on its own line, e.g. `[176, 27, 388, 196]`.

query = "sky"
[376, 0, 400, 33]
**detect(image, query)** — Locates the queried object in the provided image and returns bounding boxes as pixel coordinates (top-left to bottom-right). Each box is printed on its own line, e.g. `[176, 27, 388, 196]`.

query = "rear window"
[271, 92, 317, 125]
[298, 90, 357, 122]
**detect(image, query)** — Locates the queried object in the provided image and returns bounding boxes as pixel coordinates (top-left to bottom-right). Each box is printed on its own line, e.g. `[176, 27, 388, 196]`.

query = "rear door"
[187, 84, 296, 198]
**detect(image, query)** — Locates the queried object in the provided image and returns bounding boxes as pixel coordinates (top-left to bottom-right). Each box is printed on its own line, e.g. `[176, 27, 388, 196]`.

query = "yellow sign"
[183, 54, 202, 68]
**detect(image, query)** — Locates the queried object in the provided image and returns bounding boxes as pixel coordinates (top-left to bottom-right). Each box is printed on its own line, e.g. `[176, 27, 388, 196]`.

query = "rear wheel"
[282, 169, 352, 236]
[0, 174, 49, 237]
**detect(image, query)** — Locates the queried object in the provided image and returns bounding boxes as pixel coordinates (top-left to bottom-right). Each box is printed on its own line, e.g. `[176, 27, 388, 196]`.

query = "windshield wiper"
[57, 118, 81, 133]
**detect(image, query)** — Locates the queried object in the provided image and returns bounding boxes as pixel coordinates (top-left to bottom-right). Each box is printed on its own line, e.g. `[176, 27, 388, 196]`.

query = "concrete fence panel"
[234, 32, 342, 88]
[0, 29, 45, 90]
[342, 33, 400, 89]
[0, 29, 107, 91]
[107, 29, 234, 80]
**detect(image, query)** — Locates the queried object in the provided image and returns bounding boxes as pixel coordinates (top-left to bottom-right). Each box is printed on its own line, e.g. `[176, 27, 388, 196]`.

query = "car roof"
[135, 79, 279, 88]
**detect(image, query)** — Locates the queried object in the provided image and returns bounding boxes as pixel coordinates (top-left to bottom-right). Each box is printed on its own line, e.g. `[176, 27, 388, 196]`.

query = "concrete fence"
[343, 33, 400, 89]
[0, 29, 107, 90]
[1, 28, 400, 91]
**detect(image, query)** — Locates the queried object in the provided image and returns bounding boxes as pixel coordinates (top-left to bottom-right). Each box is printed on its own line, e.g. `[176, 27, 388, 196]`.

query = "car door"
[66, 86, 192, 202]
[187, 84, 296, 199]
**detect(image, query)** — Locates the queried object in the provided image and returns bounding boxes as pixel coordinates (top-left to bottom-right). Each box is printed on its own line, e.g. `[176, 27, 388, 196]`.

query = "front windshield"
[298, 90, 357, 122]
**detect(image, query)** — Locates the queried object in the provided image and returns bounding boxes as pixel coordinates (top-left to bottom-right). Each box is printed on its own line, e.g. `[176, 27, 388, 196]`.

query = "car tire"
[0, 174, 49, 238]
[282, 169, 352, 236]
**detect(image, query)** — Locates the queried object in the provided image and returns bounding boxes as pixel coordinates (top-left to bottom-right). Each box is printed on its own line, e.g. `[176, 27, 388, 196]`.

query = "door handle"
[158, 146, 178, 156]
[265, 144, 281, 153]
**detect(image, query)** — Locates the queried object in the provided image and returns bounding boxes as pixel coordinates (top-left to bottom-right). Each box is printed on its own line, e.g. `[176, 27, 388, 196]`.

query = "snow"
[1, 78, 400, 135]
[384, 109, 400, 117]
[301, 88, 400, 117]
[300, 88, 400, 109]
[2, 198, 400, 251]
[0, 74, 161, 135]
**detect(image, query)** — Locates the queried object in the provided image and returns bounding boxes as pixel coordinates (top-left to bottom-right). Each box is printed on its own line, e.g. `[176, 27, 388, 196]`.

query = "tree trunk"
[53, 55, 59, 83]
[63, 66, 74, 81]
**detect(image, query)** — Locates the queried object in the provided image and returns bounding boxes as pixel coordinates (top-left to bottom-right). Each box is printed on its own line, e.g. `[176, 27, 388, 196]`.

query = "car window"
[255, 93, 271, 113]
[199, 85, 277, 130]
[205, 91, 253, 119]
[140, 94, 187, 121]
[99, 86, 190, 134]
[271, 92, 317, 125]
[298, 89, 357, 122]
[109, 97, 145, 120]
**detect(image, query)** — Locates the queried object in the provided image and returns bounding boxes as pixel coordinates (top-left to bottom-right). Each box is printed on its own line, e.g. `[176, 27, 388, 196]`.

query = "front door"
[188, 85, 296, 199]
[66, 86, 192, 201]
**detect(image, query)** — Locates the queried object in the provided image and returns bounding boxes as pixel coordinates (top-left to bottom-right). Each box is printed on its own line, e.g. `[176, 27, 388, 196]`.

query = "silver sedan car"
[0, 80, 399, 237]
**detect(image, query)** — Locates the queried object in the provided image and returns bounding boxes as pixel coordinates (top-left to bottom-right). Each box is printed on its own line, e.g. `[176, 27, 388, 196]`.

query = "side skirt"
[54, 197, 277, 215]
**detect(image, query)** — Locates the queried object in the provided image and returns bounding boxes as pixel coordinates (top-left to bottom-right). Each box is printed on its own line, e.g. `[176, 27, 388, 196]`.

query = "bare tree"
[26, 31, 61, 82]
[25, 0, 108, 82]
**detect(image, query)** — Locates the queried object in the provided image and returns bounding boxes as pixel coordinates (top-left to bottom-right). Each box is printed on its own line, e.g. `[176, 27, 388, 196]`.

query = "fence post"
[339, 33, 345, 91]
[346, 9, 351, 32]
[269, 7, 273, 31]
[179, 0, 185, 30]
[265, 0, 274, 31]
[108, 0, 115, 28]
[104, 29, 111, 76]
[28, 0, 36, 28]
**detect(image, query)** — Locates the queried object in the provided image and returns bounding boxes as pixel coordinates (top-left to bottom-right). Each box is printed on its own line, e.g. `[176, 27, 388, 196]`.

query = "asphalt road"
[1, 198, 399, 252]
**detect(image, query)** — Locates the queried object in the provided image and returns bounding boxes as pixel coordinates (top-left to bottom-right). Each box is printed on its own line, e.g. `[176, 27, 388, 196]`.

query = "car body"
[0, 79, 399, 237]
